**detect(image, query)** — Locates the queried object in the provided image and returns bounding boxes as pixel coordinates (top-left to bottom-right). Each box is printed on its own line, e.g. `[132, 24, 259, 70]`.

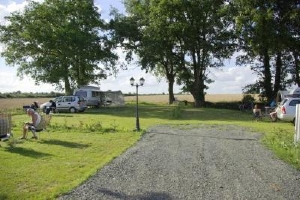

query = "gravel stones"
[59, 124, 300, 200]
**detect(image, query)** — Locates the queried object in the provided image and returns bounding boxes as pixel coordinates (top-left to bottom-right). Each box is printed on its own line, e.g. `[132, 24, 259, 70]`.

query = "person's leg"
[271, 112, 277, 122]
[46, 107, 50, 115]
[21, 124, 28, 139]
[28, 126, 38, 139]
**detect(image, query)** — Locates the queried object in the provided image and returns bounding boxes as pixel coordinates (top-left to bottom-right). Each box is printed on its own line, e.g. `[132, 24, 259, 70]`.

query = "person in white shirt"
[21, 108, 41, 139]
[253, 104, 262, 119]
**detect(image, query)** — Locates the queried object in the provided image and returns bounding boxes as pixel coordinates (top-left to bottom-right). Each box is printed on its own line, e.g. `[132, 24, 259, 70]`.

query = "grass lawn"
[0, 102, 299, 199]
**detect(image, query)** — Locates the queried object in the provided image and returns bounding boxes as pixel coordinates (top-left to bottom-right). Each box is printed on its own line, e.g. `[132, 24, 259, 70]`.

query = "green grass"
[0, 102, 299, 199]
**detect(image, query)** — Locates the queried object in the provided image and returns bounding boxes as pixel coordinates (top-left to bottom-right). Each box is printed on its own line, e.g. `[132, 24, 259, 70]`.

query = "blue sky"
[0, 0, 258, 94]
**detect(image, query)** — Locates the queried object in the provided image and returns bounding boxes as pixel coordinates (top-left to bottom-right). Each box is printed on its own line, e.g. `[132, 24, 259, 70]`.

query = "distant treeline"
[0, 91, 188, 98]
[0, 91, 65, 98]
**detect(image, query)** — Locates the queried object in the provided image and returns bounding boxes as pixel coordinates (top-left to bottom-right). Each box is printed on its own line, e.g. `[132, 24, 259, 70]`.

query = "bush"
[241, 94, 255, 103]
[171, 102, 184, 118]
[204, 101, 240, 110]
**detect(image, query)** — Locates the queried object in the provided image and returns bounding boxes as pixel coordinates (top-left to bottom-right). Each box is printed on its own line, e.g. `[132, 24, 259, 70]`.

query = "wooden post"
[294, 104, 300, 144]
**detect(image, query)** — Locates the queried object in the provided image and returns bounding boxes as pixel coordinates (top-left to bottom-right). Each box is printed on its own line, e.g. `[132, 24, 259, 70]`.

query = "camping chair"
[0, 114, 13, 142]
[30, 114, 51, 139]
[252, 110, 263, 121]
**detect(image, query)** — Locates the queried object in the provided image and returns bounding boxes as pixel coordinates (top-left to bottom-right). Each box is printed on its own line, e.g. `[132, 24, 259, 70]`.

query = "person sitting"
[20, 108, 42, 139]
[253, 104, 262, 120]
[270, 106, 279, 122]
[46, 100, 56, 115]
[30, 101, 39, 111]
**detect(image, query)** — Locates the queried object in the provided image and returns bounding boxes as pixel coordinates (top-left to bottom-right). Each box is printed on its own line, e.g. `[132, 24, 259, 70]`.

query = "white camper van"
[73, 86, 102, 107]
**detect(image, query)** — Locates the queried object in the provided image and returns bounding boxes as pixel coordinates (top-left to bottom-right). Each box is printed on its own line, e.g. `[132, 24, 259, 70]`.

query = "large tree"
[109, 1, 180, 104]
[170, 0, 236, 107]
[116, 0, 236, 107]
[0, 0, 117, 94]
[235, 0, 300, 101]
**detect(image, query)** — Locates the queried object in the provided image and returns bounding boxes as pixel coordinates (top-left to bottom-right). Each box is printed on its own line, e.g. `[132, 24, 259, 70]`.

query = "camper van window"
[92, 91, 101, 97]
[75, 91, 87, 98]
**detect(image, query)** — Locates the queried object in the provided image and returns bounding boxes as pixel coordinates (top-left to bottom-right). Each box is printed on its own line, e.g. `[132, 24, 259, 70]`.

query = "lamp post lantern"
[130, 77, 145, 131]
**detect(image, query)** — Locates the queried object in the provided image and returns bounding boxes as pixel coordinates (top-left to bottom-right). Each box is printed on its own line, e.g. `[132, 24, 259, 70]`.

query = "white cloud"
[0, 67, 55, 93]
[207, 66, 257, 94]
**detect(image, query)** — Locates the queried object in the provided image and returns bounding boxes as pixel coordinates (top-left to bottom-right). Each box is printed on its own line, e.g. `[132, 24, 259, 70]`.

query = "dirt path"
[59, 124, 300, 200]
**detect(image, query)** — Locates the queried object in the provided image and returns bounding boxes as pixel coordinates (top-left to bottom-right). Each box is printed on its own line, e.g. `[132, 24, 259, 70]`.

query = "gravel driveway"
[59, 124, 300, 200]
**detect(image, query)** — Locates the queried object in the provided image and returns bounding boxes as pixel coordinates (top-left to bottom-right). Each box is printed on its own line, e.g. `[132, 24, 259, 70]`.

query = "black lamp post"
[130, 77, 145, 131]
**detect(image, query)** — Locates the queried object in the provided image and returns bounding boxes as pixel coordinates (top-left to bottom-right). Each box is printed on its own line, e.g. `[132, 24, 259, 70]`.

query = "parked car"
[40, 98, 59, 113]
[55, 96, 87, 113]
[276, 97, 300, 124]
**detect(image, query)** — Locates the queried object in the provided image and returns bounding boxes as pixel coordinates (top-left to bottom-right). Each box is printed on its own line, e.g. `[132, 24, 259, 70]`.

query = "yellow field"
[0, 94, 258, 110]
[127, 94, 253, 103]
[0, 98, 50, 110]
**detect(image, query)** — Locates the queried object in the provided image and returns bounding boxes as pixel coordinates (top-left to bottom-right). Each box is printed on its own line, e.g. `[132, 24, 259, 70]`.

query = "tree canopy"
[1, 0, 299, 103]
[0, 0, 118, 94]
[235, 0, 300, 101]
[112, 0, 236, 106]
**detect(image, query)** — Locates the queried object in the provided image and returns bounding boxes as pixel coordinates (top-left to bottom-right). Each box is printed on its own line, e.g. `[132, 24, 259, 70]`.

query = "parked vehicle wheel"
[69, 107, 76, 113]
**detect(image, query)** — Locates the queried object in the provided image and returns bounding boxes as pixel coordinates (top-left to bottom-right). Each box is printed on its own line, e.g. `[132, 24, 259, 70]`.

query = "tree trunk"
[190, 80, 205, 107]
[168, 80, 175, 105]
[64, 77, 72, 95]
[191, 89, 205, 107]
[293, 51, 300, 87]
[273, 51, 282, 97]
[262, 48, 272, 102]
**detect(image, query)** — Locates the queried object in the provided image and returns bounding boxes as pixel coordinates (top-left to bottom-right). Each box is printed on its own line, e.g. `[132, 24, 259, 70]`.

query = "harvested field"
[0, 98, 50, 110]
[0, 94, 258, 110]
[126, 94, 259, 104]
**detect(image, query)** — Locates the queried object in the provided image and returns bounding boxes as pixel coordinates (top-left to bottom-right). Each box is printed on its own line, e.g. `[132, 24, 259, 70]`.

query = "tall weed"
[171, 102, 185, 118]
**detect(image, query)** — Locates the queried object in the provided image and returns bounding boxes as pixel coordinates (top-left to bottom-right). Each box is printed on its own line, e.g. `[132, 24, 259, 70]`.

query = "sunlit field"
[0, 94, 259, 110]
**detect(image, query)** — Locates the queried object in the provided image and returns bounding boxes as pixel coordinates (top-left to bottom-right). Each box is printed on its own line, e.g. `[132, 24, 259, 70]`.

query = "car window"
[289, 100, 300, 106]
[281, 99, 288, 105]
[56, 97, 62, 102]
[63, 97, 72, 102]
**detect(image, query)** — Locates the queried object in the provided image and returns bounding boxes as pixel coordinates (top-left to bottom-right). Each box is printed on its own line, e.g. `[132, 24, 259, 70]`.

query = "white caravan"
[73, 86, 102, 107]
[73, 86, 125, 107]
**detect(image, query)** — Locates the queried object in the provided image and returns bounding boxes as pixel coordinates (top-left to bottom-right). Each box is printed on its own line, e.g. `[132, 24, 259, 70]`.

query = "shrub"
[171, 102, 184, 118]
[204, 101, 240, 110]
[241, 94, 255, 103]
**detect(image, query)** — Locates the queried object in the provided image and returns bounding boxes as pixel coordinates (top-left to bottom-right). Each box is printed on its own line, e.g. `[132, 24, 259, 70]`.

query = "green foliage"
[119, 0, 236, 107]
[262, 127, 300, 167]
[0, 0, 118, 94]
[241, 94, 255, 103]
[171, 102, 184, 119]
[234, 0, 300, 101]
[205, 101, 241, 110]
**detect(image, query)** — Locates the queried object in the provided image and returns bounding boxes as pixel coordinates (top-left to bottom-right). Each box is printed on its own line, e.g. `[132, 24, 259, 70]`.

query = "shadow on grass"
[51, 114, 74, 118]
[86, 104, 252, 122]
[38, 139, 90, 149]
[0, 194, 8, 200]
[5, 147, 52, 158]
